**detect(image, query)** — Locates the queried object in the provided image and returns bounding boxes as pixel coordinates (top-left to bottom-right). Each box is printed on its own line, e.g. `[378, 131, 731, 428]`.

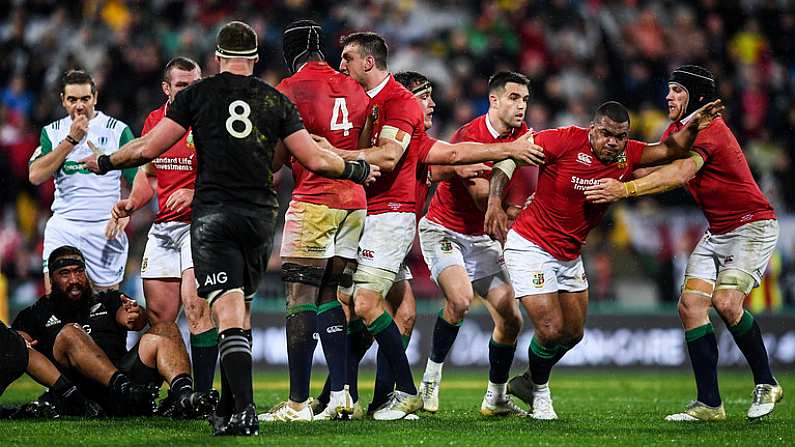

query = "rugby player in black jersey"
[12, 246, 216, 418]
[81, 20, 378, 436]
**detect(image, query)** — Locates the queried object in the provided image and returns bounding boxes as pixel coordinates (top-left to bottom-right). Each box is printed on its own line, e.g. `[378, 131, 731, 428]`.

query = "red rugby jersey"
[276, 62, 369, 209]
[512, 126, 646, 260]
[661, 117, 775, 234]
[424, 114, 531, 235]
[365, 75, 434, 215]
[142, 104, 195, 223]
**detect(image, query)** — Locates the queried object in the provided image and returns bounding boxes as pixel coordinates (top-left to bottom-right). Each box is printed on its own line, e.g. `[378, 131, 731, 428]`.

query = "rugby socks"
[489, 339, 516, 385]
[527, 336, 567, 385]
[685, 323, 722, 407]
[729, 310, 776, 385]
[368, 312, 417, 395]
[371, 334, 411, 411]
[190, 328, 218, 392]
[219, 328, 254, 412]
[286, 304, 318, 403]
[170, 373, 194, 399]
[317, 301, 347, 393]
[346, 319, 373, 402]
[430, 308, 462, 364]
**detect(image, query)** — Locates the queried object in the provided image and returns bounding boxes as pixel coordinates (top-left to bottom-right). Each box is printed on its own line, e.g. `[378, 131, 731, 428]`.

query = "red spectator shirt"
[142, 104, 195, 223]
[365, 75, 435, 215]
[425, 114, 531, 235]
[661, 117, 775, 234]
[513, 126, 646, 260]
[276, 62, 369, 210]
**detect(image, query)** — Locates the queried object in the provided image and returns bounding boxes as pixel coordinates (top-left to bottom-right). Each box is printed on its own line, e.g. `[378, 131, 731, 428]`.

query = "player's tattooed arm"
[485, 161, 514, 243]
[81, 118, 186, 173]
[584, 152, 705, 204]
[638, 100, 723, 166]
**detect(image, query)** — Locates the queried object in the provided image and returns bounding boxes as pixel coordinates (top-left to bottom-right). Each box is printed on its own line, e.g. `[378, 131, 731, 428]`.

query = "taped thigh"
[206, 287, 245, 308]
[682, 276, 715, 299]
[281, 262, 325, 287]
[716, 269, 755, 295]
[353, 265, 396, 297]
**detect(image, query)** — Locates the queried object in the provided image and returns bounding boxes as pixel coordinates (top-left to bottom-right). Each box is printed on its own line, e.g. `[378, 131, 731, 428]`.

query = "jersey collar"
[484, 114, 514, 139]
[367, 74, 391, 98]
[678, 110, 698, 127]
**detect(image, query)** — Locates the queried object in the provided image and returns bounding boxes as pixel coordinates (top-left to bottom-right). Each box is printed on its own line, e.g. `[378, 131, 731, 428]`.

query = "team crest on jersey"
[440, 239, 453, 252]
[532, 272, 545, 288]
[186, 131, 195, 150]
[141, 257, 148, 272]
[614, 152, 627, 169]
[98, 136, 108, 147]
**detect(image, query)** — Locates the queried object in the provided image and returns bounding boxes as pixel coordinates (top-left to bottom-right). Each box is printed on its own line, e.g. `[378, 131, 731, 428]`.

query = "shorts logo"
[204, 271, 228, 286]
[532, 272, 545, 288]
[440, 239, 452, 253]
[141, 257, 148, 272]
[577, 153, 593, 165]
[725, 255, 734, 264]
[361, 249, 375, 259]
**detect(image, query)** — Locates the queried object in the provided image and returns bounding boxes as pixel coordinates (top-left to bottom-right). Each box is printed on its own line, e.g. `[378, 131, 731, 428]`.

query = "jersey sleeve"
[11, 306, 41, 340]
[625, 139, 648, 170]
[417, 131, 437, 164]
[278, 94, 305, 139]
[165, 86, 194, 130]
[117, 126, 138, 184]
[448, 126, 470, 145]
[382, 97, 422, 135]
[690, 131, 714, 164]
[29, 127, 53, 164]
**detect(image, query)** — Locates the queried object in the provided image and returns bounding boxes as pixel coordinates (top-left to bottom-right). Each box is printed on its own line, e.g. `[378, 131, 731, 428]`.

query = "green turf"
[0, 369, 790, 446]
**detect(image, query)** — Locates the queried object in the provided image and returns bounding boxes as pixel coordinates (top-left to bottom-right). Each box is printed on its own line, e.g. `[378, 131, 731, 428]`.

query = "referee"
[82, 20, 378, 436]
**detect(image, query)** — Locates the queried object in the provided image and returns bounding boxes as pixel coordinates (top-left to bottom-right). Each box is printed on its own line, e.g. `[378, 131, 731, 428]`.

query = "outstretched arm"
[81, 119, 186, 173]
[423, 133, 544, 167]
[638, 100, 723, 166]
[584, 152, 704, 204]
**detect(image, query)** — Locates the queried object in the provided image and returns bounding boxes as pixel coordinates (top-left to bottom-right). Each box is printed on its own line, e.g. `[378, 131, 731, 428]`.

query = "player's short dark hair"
[593, 101, 630, 124]
[62, 70, 96, 95]
[339, 32, 388, 70]
[488, 71, 530, 94]
[282, 19, 325, 73]
[216, 21, 258, 59]
[47, 245, 86, 276]
[394, 71, 430, 93]
[163, 57, 200, 82]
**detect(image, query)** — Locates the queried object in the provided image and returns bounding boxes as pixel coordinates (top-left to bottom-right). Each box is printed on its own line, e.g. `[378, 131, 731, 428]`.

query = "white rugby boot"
[747, 383, 784, 420]
[665, 400, 726, 421]
[372, 391, 423, 420]
[257, 400, 313, 422]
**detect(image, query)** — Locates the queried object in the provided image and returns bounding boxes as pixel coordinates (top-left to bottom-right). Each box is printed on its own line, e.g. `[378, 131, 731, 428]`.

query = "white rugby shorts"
[43, 214, 128, 287]
[503, 229, 588, 297]
[685, 219, 778, 288]
[419, 217, 507, 283]
[140, 221, 193, 279]
[280, 200, 365, 260]
[356, 212, 416, 274]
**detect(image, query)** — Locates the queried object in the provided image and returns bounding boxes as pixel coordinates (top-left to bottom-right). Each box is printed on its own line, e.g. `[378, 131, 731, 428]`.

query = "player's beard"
[51, 278, 93, 310]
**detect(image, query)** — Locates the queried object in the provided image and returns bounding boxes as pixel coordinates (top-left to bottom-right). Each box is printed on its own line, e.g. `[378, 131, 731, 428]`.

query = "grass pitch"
[0, 369, 790, 446]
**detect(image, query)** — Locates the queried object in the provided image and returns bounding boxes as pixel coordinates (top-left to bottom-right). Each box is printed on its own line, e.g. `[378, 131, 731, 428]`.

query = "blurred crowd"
[1, 0, 795, 314]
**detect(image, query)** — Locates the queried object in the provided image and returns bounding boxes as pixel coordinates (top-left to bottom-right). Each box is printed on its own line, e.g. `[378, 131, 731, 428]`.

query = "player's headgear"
[395, 71, 431, 96]
[48, 245, 86, 276]
[669, 65, 716, 117]
[282, 19, 325, 73]
[216, 21, 258, 60]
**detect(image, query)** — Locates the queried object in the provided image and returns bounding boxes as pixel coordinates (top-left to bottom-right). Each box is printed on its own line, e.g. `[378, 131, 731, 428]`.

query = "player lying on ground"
[485, 99, 722, 420]
[12, 245, 217, 419]
[584, 65, 782, 422]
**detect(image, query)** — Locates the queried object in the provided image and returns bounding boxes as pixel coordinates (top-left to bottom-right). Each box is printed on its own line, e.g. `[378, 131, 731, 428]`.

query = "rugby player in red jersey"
[259, 20, 370, 422]
[111, 57, 218, 394]
[584, 66, 781, 422]
[332, 32, 544, 420]
[418, 71, 536, 417]
[486, 99, 722, 420]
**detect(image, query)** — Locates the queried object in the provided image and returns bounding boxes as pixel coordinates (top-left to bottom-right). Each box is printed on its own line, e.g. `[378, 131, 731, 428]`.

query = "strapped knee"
[682, 277, 715, 299]
[716, 269, 755, 295]
[206, 287, 244, 308]
[281, 262, 325, 287]
[352, 265, 396, 297]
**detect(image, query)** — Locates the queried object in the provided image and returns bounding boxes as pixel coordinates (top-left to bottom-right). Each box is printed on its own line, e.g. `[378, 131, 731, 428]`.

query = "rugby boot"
[57, 389, 105, 418]
[747, 383, 784, 420]
[419, 380, 440, 413]
[258, 400, 313, 422]
[529, 386, 558, 420]
[310, 396, 327, 415]
[665, 401, 726, 421]
[8, 400, 59, 419]
[480, 393, 528, 417]
[115, 382, 160, 416]
[158, 389, 219, 419]
[214, 404, 259, 436]
[372, 391, 423, 420]
[506, 373, 534, 409]
[316, 388, 360, 421]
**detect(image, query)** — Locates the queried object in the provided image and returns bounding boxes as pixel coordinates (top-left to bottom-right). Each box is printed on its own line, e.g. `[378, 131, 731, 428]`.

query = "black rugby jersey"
[12, 291, 128, 364]
[166, 72, 305, 215]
